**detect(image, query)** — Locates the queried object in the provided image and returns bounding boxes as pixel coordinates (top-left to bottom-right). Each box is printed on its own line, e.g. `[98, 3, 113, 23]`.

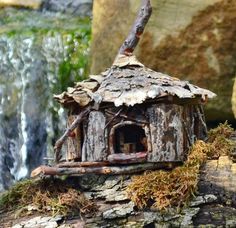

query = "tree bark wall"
[147, 104, 185, 162]
[82, 111, 108, 162]
[66, 115, 82, 161]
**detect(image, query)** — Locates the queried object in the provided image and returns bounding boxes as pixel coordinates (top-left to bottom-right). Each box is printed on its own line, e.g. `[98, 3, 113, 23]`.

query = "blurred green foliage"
[0, 7, 92, 93]
[58, 23, 91, 92]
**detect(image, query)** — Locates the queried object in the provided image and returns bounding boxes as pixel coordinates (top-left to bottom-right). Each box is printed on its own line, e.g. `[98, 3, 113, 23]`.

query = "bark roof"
[54, 55, 216, 108]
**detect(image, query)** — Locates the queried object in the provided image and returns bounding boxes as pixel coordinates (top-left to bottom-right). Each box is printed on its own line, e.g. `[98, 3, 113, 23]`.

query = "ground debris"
[0, 178, 97, 218]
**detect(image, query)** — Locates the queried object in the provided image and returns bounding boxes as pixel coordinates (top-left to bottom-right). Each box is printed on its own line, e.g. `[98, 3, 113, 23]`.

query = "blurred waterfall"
[0, 6, 91, 191]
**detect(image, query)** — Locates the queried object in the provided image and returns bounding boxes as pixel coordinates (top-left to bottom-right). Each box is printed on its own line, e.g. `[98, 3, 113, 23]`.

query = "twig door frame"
[108, 120, 151, 154]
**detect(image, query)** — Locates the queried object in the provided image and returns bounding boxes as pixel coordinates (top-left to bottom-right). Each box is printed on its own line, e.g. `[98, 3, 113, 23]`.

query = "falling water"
[0, 6, 91, 191]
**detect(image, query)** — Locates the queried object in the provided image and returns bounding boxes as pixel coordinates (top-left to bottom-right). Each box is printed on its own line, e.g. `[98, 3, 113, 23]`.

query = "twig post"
[54, 106, 91, 162]
[118, 0, 152, 56]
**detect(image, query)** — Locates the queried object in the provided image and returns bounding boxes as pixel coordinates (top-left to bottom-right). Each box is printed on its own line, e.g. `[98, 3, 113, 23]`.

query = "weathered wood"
[182, 105, 195, 148]
[96, 67, 216, 107]
[144, 124, 152, 153]
[57, 153, 147, 167]
[108, 152, 147, 164]
[57, 161, 110, 168]
[108, 121, 151, 154]
[105, 109, 148, 124]
[31, 162, 179, 177]
[54, 106, 91, 163]
[104, 108, 123, 128]
[118, 0, 152, 55]
[82, 111, 107, 162]
[66, 115, 81, 161]
[147, 104, 185, 162]
[194, 105, 207, 140]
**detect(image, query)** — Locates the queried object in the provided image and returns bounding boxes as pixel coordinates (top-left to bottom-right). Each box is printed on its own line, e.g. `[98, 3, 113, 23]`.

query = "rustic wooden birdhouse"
[53, 56, 215, 165]
[31, 0, 216, 177]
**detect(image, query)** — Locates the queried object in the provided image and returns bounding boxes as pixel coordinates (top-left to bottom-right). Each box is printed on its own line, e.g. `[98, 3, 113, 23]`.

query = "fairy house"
[31, 0, 216, 177]
[54, 54, 215, 165]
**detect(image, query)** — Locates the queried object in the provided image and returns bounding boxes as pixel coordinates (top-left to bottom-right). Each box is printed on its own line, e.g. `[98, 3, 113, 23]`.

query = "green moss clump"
[0, 178, 96, 217]
[126, 123, 235, 210]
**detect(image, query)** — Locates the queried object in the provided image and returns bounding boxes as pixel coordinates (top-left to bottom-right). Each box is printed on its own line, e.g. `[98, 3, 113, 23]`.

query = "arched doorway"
[109, 122, 149, 154]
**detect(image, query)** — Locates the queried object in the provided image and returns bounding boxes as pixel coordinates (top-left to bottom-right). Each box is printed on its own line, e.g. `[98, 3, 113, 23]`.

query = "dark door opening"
[114, 124, 147, 154]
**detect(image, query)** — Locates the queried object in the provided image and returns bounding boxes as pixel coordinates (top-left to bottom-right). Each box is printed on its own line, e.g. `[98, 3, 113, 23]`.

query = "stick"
[105, 110, 148, 124]
[107, 152, 147, 164]
[57, 161, 111, 168]
[31, 162, 180, 177]
[54, 106, 91, 163]
[57, 152, 147, 168]
[118, 0, 152, 55]
[104, 108, 123, 128]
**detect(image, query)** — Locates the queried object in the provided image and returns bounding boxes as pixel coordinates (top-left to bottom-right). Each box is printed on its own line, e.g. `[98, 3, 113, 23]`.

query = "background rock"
[91, 0, 236, 122]
[41, 0, 93, 16]
[0, 0, 42, 9]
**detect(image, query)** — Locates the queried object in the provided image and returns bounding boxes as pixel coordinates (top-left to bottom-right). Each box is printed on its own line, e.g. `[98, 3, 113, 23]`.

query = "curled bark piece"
[118, 0, 152, 55]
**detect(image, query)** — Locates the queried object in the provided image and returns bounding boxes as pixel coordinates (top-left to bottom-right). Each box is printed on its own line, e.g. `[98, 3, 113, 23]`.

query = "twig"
[105, 109, 149, 124]
[118, 0, 152, 55]
[54, 106, 91, 163]
[31, 162, 179, 177]
[196, 105, 207, 137]
[57, 153, 147, 167]
[104, 108, 123, 128]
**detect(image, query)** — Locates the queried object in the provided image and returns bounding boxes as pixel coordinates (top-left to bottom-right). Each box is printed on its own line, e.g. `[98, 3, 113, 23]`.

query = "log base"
[31, 162, 182, 178]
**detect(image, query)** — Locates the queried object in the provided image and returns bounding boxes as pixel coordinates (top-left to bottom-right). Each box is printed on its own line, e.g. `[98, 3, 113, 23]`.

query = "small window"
[114, 124, 147, 154]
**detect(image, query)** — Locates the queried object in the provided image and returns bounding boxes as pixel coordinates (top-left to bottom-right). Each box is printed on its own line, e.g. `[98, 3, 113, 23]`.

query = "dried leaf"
[75, 81, 98, 91]
[113, 54, 144, 67]
[89, 74, 105, 84]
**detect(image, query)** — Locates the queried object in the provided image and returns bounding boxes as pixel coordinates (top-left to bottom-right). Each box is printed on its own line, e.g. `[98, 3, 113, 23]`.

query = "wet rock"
[12, 215, 63, 228]
[105, 190, 128, 202]
[204, 195, 218, 204]
[102, 202, 134, 219]
[37, 216, 51, 223]
[190, 194, 217, 207]
[44, 221, 58, 228]
[143, 212, 163, 224]
[78, 174, 106, 190]
[12, 224, 23, 228]
[42, 0, 93, 16]
[180, 208, 200, 227]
